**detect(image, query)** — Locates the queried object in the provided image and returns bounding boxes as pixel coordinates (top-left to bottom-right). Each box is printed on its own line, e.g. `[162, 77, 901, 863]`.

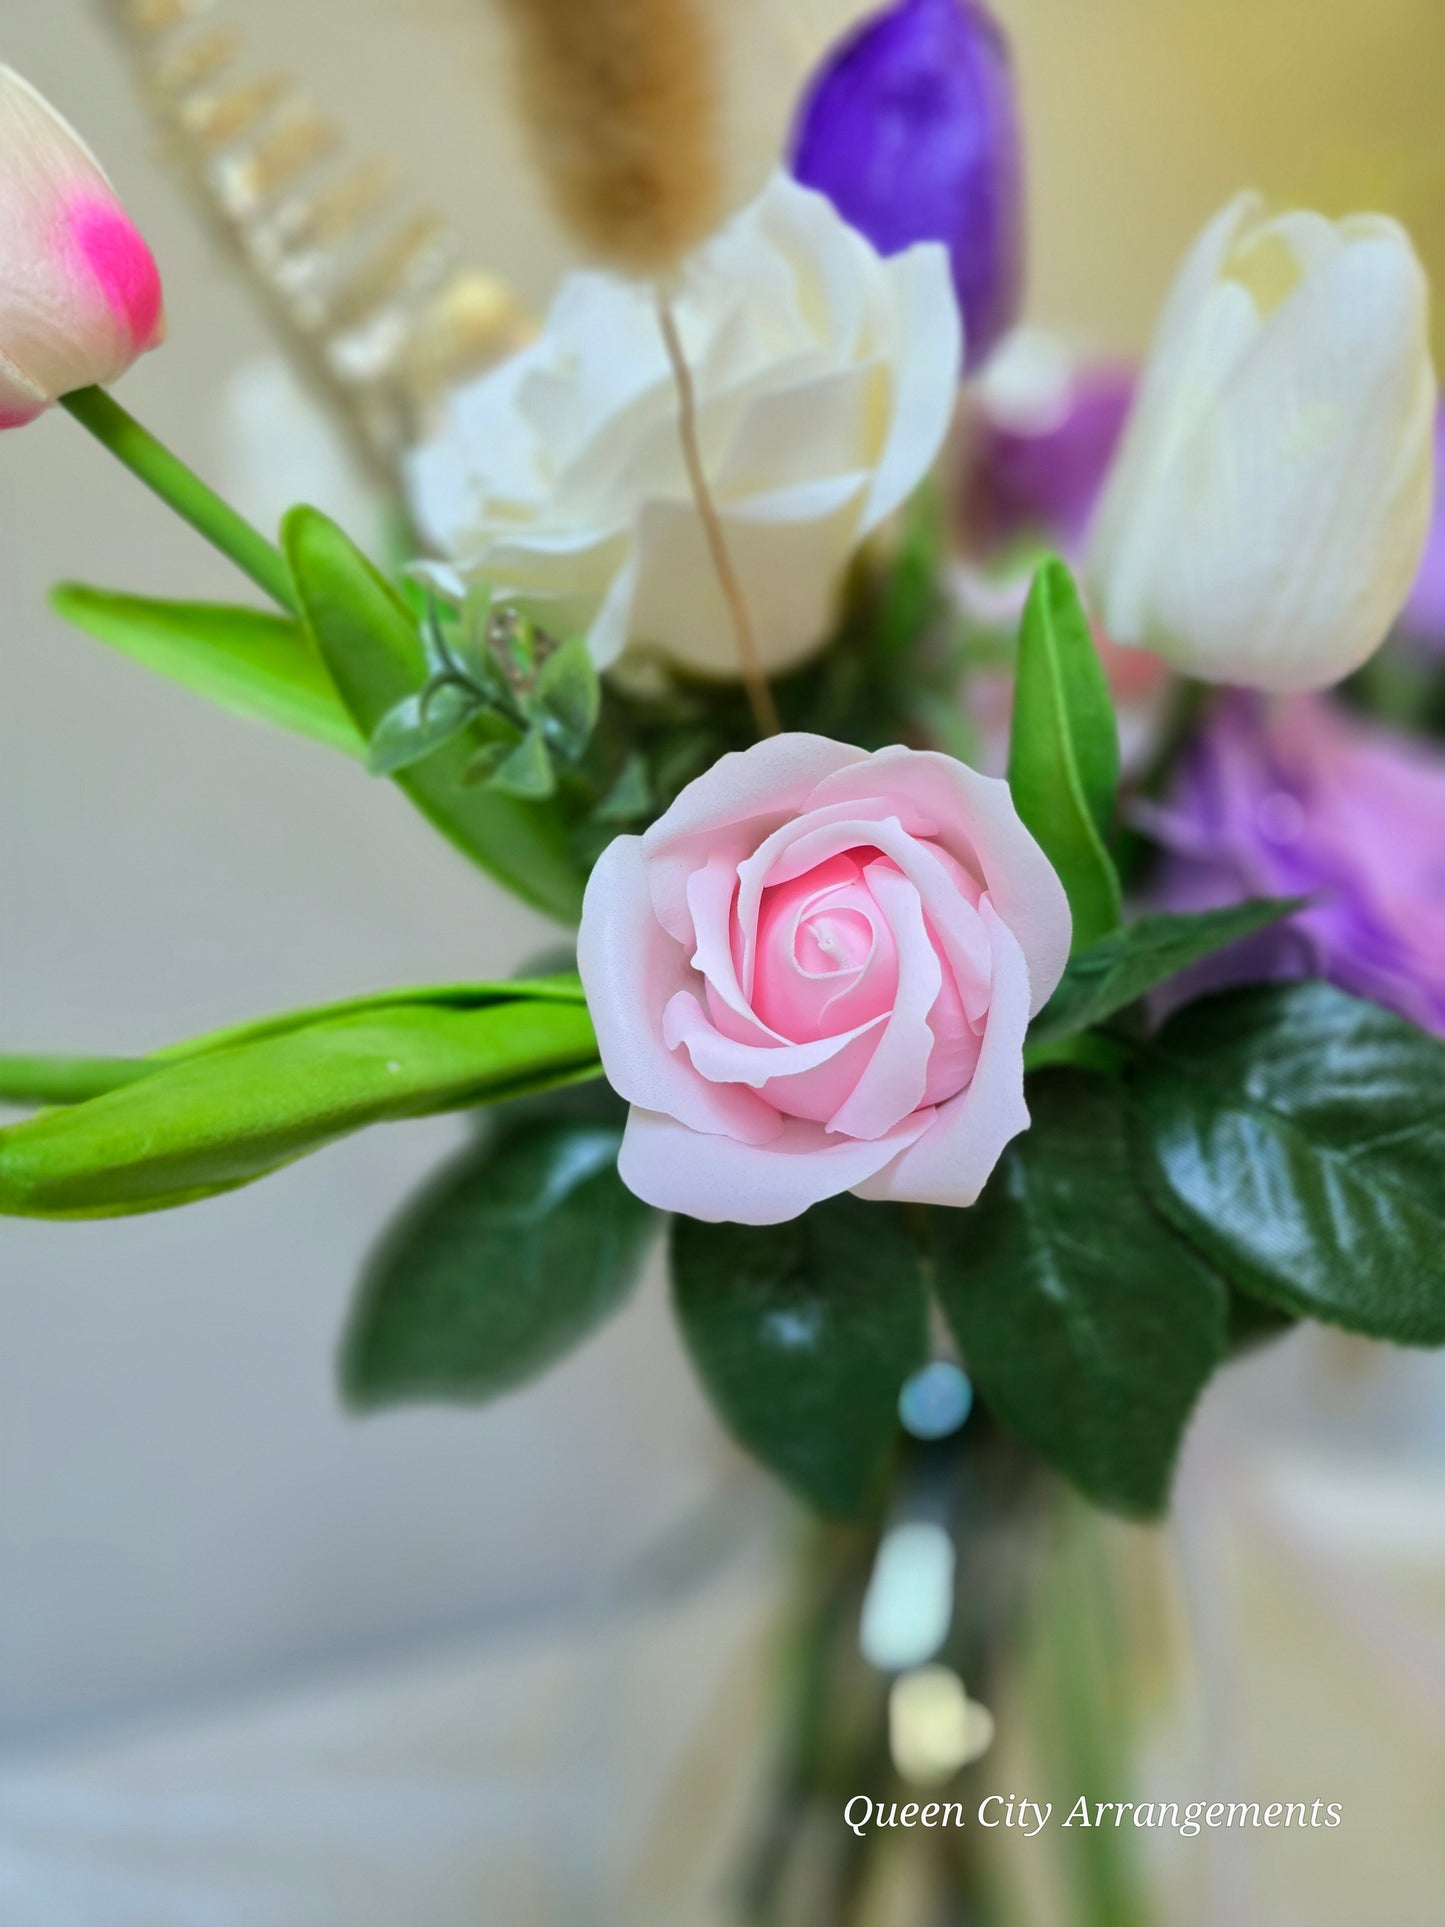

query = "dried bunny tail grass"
[497, 0, 724, 275]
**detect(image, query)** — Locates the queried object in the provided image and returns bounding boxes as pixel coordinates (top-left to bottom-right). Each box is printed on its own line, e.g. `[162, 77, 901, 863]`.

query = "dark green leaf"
[671, 1197, 928, 1518]
[933, 1072, 1227, 1517]
[1129, 982, 1445, 1344]
[342, 1119, 653, 1409]
[592, 753, 653, 826]
[1007, 559, 1122, 948]
[282, 507, 584, 924]
[1031, 900, 1304, 1044]
[0, 997, 600, 1219]
[51, 584, 365, 758]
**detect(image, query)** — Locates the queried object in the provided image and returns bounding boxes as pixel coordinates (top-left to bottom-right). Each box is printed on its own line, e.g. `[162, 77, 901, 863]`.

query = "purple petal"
[1143, 692, 1445, 1034]
[789, 0, 1023, 368]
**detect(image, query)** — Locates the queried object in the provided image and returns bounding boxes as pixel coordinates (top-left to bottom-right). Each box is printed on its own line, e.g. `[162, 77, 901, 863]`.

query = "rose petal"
[644, 734, 868, 944]
[807, 750, 1071, 1012]
[617, 1104, 934, 1226]
[663, 989, 885, 1087]
[854, 901, 1032, 1207]
[825, 864, 941, 1140]
[578, 836, 781, 1145]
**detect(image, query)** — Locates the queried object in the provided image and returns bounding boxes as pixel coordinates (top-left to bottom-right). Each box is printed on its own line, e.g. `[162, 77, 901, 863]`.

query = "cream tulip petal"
[617, 1104, 933, 1226]
[578, 836, 781, 1145]
[1152, 222, 1435, 689]
[853, 903, 1032, 1208]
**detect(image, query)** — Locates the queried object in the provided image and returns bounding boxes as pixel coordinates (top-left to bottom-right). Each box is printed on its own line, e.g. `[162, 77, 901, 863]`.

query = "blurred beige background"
[1, 3, 1443, 1921]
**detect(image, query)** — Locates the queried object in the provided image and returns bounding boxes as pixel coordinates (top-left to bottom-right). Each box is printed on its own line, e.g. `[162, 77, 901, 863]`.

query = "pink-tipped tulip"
[0, 67, 164, 429]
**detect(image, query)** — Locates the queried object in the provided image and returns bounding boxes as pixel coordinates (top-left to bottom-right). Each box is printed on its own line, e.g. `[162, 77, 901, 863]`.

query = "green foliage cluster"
[12, 509, 1445, 1522]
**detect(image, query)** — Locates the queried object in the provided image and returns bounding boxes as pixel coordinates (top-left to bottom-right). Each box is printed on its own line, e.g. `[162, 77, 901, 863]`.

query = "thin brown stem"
[656, 291, 781, 738]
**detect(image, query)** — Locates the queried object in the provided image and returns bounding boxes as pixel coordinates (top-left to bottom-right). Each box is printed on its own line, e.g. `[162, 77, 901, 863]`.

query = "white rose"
[405, 173, 960, 678]
[1086, 194, 1437, 693]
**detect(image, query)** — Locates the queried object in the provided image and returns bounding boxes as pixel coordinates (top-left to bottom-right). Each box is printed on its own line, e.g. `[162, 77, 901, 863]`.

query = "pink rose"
[0, 67, 164, 430]
[579, 735, 1071, 1225]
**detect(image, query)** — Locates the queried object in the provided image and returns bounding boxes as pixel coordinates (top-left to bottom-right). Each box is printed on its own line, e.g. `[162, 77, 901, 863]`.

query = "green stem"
[60, 387, 298, 615]
[0, 1054, 154, 1108]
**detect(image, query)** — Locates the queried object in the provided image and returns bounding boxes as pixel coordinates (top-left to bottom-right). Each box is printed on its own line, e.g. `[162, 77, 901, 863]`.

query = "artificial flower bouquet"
[4, 0, 1445, 1841]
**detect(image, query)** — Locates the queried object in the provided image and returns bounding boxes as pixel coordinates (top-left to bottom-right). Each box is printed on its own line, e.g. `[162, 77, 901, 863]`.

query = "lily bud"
[0, 67, 164, 430]
[788, 0, 1022, 369]
[1087, 195, 1436, 693]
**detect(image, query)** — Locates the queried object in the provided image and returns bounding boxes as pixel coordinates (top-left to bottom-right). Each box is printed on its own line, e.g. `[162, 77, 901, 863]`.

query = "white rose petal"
[1087, 194, 1437, 693]
[405, 173, 961, 679]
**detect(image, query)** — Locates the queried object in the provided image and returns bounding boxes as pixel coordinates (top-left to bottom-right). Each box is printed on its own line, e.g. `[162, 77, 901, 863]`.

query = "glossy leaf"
[51, 584, 365, 757]
[671, 1197, 929, 1518]
[282, 507, 585, 923]
[342, 1119, 653, 1409]
[1129, 982, 1445, 1344]
[933, 1072, 1227, 1517]
[0, 998, 600, 1219]
[1031, 899, 1303, 1045]
[1007, 559, 1122, 948]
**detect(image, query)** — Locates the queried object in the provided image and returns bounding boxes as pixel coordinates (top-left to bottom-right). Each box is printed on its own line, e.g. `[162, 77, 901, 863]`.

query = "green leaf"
[0, 1054, 153, 1107]
[155, 974, 588, 1061]
[671, 1197, 928, 1518]
[535, 635, 601, 750]
[341, 1118, 653, 1409]
[1129, 982, 1445, 1344]
[480, 726, 555, 799]
[0, 976, 588, 1109]
[1007, 560, 1122, 949]
[1031, 900, 1304, 1045]
[282, 507, 584, 924]
[933, 1072, 1227, 1517]
[0, 997, 600, 1219]
[592, 753, 653, 826]
[365, 684, 480, 776]
[51, 585, 365, 758]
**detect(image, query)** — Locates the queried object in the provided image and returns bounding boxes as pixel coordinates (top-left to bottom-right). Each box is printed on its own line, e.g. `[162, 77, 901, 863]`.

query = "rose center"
[749, 853, 901, 1043]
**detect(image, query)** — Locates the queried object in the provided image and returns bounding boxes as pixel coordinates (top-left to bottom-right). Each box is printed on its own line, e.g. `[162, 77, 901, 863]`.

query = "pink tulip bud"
[0, 67, 164, 430]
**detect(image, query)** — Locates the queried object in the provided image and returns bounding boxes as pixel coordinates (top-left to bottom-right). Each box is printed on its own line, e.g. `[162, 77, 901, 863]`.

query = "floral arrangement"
[4, 0, 1445, 1575]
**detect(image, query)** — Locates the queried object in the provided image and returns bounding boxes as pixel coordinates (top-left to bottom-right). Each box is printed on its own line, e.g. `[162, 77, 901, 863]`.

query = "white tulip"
[1087, 194, 1436, 692]
[405, 173, 960, 678]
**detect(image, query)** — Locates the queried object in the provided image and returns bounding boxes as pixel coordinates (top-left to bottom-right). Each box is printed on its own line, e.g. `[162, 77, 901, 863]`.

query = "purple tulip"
[961, 349, 1134, 561]
[789, 0, 1023, 368]
[1141, 693, 1445, 1035]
